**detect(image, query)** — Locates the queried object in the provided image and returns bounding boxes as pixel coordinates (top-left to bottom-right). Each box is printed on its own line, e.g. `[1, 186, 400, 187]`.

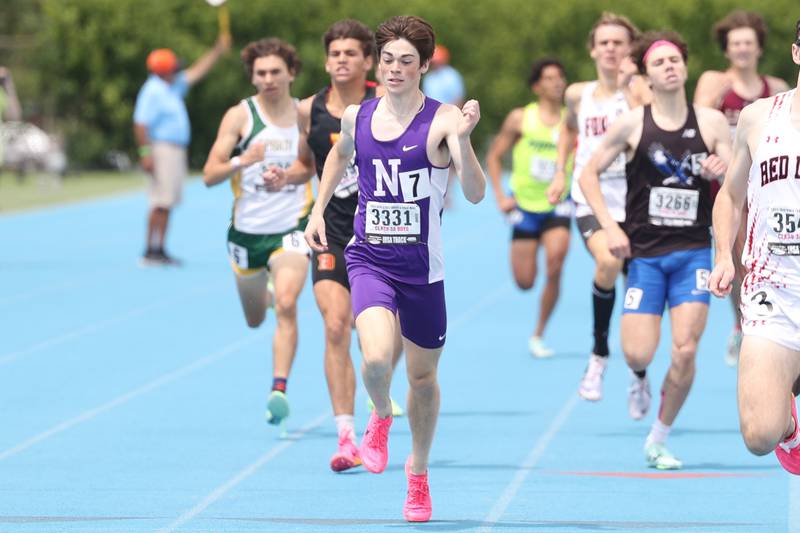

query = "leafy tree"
[5, 0, 798, 168]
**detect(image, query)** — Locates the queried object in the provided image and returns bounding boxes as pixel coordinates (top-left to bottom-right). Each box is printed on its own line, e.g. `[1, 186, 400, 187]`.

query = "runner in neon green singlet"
[487, 58, 572, 358]
[510, 102, 571, 213]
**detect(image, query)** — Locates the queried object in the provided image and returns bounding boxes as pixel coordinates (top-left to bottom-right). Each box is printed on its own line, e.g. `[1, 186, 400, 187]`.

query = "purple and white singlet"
[345, 96, 450, 285]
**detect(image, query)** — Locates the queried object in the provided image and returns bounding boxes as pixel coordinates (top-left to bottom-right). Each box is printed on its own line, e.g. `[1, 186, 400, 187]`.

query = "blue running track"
[0, 179, 792, 532]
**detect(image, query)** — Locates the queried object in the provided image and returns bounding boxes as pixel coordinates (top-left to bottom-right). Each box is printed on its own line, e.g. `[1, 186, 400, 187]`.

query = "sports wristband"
[230, 156, 242, 169]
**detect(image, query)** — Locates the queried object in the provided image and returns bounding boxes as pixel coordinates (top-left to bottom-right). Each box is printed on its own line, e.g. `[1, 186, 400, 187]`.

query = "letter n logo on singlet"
[374, 159, 401, 197]
[373, 159, 431, 201]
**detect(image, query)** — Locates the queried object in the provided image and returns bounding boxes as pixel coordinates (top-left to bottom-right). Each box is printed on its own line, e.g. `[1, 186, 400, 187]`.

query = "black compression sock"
[592, 282, 615, 356]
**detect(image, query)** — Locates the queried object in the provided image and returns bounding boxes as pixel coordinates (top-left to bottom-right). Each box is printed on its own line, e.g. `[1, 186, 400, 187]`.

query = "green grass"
[0, 171, 147, 214]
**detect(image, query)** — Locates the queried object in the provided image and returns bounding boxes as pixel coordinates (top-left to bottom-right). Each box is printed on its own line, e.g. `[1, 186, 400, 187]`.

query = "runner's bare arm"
[619, 58, 651, 107]
[767, 75, 790, 95]
[485, 108, 522, 213]
[203, 105, 264, 187]
[550, 124, 576, 205]
[552, 83, 582, 203]
[184, 34, 231, 86]
[697, 106, 732, 180]
[579, 110, 637, 228]
[445, 100, 486, 204]
[278, 96, 316, 186]
[709, 103, 757, 296]
[304, 104, 358, 251]
[578, 109, 639, 258]
[626, 76, 652, 107]
[693, 71, 730, 107]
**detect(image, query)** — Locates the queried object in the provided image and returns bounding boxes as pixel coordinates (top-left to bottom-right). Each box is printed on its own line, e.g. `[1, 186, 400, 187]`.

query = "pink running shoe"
[359, 412, 392, 473]
[404, 456, 432, 522]
[775, 395, 800, 474]
[330, 430, 361, 472]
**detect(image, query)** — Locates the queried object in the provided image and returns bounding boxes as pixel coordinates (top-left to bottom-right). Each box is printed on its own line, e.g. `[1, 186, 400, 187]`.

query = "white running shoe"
[578, 354, 608, 401]
[645, 442, 682, 470]
[725, 328, 742, 367]
[628, 372, 651, 420]
[528, 336, 554, 358]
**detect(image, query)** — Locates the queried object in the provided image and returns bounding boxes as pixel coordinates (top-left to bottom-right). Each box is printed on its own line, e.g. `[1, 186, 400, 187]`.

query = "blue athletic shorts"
[622, 247, 711, 315]
[508, 208, 570, 240]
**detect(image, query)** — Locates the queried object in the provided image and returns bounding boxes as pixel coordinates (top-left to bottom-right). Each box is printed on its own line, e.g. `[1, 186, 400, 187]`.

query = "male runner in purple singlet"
[304, 15, 486, 522]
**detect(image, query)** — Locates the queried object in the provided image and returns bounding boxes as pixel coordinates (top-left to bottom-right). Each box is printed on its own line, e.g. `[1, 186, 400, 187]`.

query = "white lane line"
[160, 281, 514, 530]
[0, 276, 94, 306]
[790, 474, 800, 533]
[155, 412, 329, 533]
[477, 392, 580, 532]
[0, 286, 216, 367]
[0, 332, 265, 462]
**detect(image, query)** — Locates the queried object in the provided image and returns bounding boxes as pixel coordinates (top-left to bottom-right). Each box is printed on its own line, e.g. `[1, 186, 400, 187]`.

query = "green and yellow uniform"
[510, 102, 571, 213]
[227, 97, 313, 276]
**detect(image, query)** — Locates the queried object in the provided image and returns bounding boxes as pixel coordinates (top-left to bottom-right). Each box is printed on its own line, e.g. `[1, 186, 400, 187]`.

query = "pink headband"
[643, 39, 681, 65]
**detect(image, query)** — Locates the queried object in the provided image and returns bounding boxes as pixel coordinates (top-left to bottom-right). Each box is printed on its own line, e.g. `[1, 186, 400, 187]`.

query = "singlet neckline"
[368, 96, 428, 144]
[250, 95, 297, 130]
[646, 103, 693, 134]
[528, 102, 562, 129]
[726, 75, 768, 103]
[587, 80, 624, 105]
[322, 84, 372, 120]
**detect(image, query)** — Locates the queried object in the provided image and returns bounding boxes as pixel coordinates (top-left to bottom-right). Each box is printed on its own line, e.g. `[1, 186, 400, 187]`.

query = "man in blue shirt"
[134, 35, 230, 265]
[421, 45, 465, 209]
[421, 45, 465, 106]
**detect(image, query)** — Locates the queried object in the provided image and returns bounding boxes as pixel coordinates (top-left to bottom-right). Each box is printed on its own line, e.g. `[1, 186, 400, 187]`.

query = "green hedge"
[7, 0, 799, 168]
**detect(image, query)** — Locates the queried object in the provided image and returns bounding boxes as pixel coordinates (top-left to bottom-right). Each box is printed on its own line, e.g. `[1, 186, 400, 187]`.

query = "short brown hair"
[587, 12, 640, 50]
[241, 38, 302, 78]
[794, 17, 800, 44]
[714, 10, 767, 52]
[375, 16, 435, 65]
[323, 19, 375, 59]
[632, 31, 689, 74]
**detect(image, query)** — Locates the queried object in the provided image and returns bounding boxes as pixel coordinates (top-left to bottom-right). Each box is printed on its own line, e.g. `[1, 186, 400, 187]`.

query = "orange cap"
[432, 45, 450, 65]
[146, 48, 178, 75]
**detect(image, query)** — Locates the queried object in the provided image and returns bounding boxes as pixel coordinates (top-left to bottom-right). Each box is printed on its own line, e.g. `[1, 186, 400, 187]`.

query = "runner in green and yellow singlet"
[487, 58, 572, 358]
[202, 38, 313, 431]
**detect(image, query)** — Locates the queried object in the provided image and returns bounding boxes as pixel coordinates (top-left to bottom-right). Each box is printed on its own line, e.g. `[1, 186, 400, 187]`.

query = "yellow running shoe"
[367, 397, 405, 417]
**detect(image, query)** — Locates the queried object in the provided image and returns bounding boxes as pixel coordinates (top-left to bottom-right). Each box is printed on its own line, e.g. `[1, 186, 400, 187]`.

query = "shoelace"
[651, 446, 679, 465]
[629, 378, 647, 396]
[407, 476, 429, 506]
[366, 418, 389, 447]
[585, 358, 605, 380]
